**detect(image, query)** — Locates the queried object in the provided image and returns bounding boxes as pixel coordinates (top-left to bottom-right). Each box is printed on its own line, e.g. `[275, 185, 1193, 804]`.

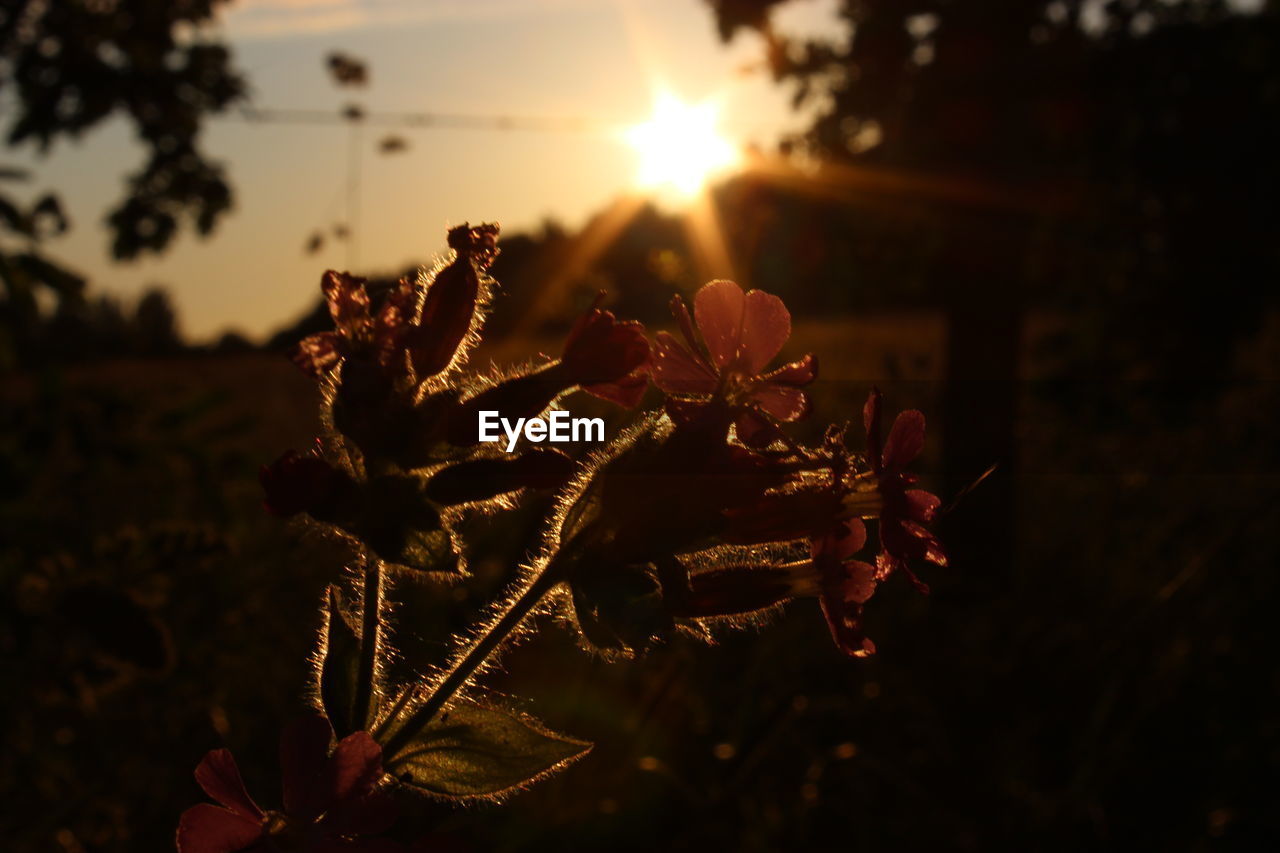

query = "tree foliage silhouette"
[0, 0, 245, 260]
[703, 0, 1280, 580]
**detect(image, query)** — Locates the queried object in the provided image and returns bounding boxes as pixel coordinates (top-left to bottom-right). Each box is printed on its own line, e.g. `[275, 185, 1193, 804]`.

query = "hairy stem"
[354, 558, 383, 731]
[381, 563, 561, 759]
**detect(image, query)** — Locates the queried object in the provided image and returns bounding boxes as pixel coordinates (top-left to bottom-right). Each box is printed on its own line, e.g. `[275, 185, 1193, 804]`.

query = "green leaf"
[319, 585, 363, 736]
[385, 701, 591, 799]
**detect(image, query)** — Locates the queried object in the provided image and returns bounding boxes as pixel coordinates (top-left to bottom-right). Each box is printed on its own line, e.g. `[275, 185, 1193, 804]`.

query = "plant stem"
[354, 558, 383, 731]
[381, 564, 561, 759]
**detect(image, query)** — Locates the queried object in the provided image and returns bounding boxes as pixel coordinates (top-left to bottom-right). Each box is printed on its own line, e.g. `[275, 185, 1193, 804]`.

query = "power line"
[232, 105, 614, 133]
[229, 105, 781, 136]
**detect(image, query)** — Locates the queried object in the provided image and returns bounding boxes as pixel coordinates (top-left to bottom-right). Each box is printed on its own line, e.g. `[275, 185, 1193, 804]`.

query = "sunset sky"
[12, 0, 841, 340]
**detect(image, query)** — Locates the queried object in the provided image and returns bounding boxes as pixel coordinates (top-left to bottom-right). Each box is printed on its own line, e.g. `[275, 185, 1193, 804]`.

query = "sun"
[624, 93, 740, 198]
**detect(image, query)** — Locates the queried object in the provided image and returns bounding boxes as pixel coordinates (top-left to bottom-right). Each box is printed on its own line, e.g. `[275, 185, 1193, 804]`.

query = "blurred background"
[2, 0, 1279, 850]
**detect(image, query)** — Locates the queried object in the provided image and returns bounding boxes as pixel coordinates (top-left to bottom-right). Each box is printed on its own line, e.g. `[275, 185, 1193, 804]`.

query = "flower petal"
[561, 307, 652, 397]
[904, 489, 941, 524]
[901, 519, 948, 568]
[738, 289, 791, 375]
[176, 804, 263, 853]
[834, 518, 868, 558]
[281, 714, 335, 821]
[194, 749, 263, 821]
[582, 372, 650, 408]
[882, 409, 925, 470]
[653, 331, 718, 395]
[750, 383, 811, 422]
[842, 559, 877, 604]
[693, 280, 746, 369]
[761, 353, 816, 387]
[328, 731, 385, 804]
[818, 593, 876, 658]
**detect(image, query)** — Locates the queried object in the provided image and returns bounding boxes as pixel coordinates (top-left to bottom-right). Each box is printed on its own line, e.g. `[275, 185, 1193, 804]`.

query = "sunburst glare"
[624, 93, 740, 199]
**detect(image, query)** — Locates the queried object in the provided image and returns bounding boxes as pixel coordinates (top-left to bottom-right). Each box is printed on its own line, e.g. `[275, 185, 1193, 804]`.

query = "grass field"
[3, 312, 1276, 850]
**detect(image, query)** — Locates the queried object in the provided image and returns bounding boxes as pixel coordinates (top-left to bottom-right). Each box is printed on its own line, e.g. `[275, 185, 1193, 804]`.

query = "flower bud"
[559, 299, 652, 407]
[259, 449, 354, 520]
[671, 563, 802, 618]
[404, 223, 498, 379]
[425, 449, 575, 505]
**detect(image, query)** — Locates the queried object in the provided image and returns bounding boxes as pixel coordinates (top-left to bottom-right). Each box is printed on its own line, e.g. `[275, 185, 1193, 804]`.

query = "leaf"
[0, 193, 28, 234]
[570, 564, 670, 655]
[31, 193, 68, 236]
[319, 585, 363, 736]
[385, 701, 591, 799]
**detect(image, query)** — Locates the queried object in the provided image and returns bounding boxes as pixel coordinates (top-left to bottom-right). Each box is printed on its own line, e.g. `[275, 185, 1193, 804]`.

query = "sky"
[11, 0, 842, 341]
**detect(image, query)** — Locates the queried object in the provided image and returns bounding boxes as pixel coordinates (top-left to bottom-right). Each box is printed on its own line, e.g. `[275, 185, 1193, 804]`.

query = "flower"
[811, 519, 879, 658]
[693, 410, 941, 656]
[176, 715, 401, 853]
[653, 280, 816, 447]
[674, 519, 879, 657]
[445, 300, 650, 446]
[858, 388, 946, 590]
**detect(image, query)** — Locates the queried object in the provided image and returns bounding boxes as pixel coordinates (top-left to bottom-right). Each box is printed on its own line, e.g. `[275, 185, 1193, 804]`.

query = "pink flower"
[861, 388, 947, 590]
[653, 280, 816, 447]
[811, 519, 879, 658]
[701, 411, 941, 657]
[176, 715, 401, 853]
[673, 515, 880, 658]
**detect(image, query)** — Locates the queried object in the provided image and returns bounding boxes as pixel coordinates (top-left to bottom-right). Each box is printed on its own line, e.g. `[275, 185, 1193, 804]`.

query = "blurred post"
[938, 212, 1022, 588]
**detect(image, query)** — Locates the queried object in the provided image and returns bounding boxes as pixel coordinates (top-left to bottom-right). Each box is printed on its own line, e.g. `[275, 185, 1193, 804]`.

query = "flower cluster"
[179, 225, 955, 849]
[178, 716, 398, 853]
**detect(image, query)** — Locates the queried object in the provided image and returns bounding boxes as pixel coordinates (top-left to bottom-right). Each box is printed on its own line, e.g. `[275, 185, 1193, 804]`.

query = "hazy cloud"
[223, 0, 601, 38]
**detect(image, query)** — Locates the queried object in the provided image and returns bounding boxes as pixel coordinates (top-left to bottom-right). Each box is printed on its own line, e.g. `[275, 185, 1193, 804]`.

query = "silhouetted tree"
[133, 288, 182, 357]
[0, 0, 246, 259]
[0, 1, 245, 367]
[704, 0, 1280, 582]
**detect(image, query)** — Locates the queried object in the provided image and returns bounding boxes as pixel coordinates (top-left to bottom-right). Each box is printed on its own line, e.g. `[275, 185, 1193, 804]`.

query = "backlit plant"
[177, 224, 947, 851]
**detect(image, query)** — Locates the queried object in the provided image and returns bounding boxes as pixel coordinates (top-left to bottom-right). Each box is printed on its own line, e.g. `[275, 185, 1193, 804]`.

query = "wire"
[232, 105, 613, 133]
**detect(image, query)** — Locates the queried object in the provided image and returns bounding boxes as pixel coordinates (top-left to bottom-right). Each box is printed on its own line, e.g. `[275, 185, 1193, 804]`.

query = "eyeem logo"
[478, 410, 604, 453]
